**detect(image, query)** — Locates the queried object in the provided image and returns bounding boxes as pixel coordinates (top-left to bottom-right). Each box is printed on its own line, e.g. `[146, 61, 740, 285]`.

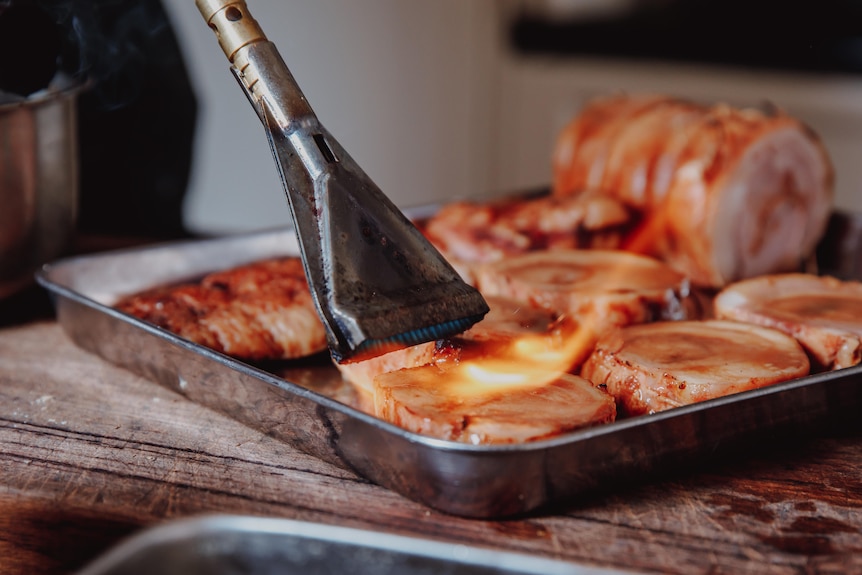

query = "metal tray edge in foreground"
[76, 514, 631, 575]
[36, 213, 862, 519]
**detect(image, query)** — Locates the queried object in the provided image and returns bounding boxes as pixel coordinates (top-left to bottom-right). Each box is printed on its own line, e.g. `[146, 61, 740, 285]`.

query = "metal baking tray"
[37, 208, 862, 519]
[77, 514, 630, 575]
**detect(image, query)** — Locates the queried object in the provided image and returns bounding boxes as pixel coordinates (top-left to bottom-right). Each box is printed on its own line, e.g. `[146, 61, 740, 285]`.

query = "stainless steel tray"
[77, 514, 630, 575]
[37, 210, 862, 519]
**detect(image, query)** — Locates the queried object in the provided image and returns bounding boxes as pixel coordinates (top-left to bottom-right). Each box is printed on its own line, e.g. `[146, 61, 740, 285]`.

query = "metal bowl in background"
[0, 77, 83, 298]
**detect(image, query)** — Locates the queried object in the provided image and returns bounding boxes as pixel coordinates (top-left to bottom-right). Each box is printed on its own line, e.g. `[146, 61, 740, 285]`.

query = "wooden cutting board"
[3, 320, 862, 575]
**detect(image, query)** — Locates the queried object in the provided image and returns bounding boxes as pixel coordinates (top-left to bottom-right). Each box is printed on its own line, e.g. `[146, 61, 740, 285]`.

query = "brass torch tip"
[195, 0, 266, 62]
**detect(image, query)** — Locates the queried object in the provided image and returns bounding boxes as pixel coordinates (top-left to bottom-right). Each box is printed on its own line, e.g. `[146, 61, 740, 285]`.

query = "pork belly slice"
[336, 296, 582, 402]
[115, 257, 328, 361]
[552, 95, 834, 288]
[374, 366, 616, 444]
[581, 320, 810, 416]
[474, 249, 699, 345]
[421, 191, 632, 284]
[714, 273, 862, 370]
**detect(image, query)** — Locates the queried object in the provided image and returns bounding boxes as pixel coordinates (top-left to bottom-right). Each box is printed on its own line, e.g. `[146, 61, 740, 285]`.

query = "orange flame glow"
[444, 318, 598, 398]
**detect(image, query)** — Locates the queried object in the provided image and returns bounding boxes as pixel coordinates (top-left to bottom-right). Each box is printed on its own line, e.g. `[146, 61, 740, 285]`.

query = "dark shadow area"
[511, 0, 862, 76]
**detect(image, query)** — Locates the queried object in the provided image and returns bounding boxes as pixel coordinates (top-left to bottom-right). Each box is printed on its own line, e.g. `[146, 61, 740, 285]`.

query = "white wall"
[163, 0, 503, 235]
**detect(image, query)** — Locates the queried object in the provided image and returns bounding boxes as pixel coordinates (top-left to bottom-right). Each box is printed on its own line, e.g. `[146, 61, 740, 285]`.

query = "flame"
[444, 319, 597, 398]
[418, 208, 681, 399]
[460, 362, 537, 386]
[446, 359, 561, 398]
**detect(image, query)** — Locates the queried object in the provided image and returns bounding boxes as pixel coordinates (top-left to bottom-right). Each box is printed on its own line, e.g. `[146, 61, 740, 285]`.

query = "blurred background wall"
[163, 0, 862, 236]
[164, 0, 503, 235]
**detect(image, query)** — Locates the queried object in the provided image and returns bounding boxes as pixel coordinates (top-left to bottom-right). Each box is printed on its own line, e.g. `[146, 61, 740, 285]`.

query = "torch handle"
[195, 0, 266, 62]
[195, 0, 316, 130]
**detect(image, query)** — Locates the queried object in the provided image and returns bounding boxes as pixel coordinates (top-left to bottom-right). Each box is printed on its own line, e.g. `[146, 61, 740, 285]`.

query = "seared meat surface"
[338, 296, 612, 444]
[115, 257, 328, 361]
[581, 319, 810, 415]
[421, 191, 633, 283]
[474, 249, 700, 348]
[375, 368, 616, 444]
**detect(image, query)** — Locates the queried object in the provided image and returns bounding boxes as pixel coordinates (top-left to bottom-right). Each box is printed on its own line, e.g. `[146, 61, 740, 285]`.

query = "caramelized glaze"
[374, 367, 616, 444]
[115, 257, 327, 360]
[475, 249, 697, 342]
[581, 320, 810, 415]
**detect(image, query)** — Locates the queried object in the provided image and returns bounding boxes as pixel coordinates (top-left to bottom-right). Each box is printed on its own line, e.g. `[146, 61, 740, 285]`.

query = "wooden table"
[3, 285, 862, 575]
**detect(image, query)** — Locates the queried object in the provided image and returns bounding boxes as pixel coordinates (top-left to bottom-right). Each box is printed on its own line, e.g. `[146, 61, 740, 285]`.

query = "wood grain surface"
[3, 320, 862, 575]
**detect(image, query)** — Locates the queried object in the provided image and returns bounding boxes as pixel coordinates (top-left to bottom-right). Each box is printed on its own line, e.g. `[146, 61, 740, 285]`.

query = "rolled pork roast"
[552, 95, 835, 288]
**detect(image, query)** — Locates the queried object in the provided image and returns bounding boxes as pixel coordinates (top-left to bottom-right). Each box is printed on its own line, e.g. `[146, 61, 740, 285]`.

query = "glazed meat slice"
[714, 273, 862, 370]
[474, 249, 699, 346]
[421, 191, 632, 283]
[114, 283, 229, 351]
[199, 257, 327, 359]
[336, 296, 582, 405]
[375, 367, 616, 444]
[581, 320, 810, 416]
[552, 95, 834, 288]
[334, 341, 439, 409]
[115, 257, 328, 361]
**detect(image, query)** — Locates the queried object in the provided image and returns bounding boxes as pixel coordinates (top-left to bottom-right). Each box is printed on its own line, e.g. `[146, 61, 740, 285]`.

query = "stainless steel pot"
[0, 79, 82, 298]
